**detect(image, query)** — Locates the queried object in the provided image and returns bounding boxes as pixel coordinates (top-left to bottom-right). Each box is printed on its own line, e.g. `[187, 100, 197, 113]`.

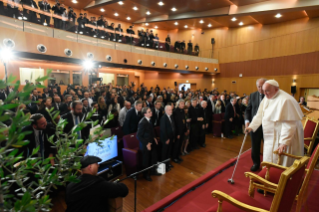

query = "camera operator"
[77, 13, 84, 33]
[68, 7, 76, 32]
[38, 0, 51, 26]
[52, 2, 63, 29]
[21, 0, 39, 24]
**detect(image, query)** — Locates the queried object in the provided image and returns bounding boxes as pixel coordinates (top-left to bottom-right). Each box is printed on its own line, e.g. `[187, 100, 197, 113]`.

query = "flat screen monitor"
[85, 135, 118, 164]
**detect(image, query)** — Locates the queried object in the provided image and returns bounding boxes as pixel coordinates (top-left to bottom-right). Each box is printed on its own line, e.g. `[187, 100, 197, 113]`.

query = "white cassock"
[249, 89, 304, 167]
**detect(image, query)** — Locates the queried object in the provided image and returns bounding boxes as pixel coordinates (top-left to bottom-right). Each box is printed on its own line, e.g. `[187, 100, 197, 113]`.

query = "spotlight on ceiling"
[175, 64, 179, 68]
[184, 25, 188, 28]
[146, 11, 151, 15]
[275, 13, 282, 18]
[87, 52, 94, 59]
[100, 8, 105, 12]
[137, 60, 142, 65]
[37, 44, 47, 53]
[64, 49, 72, 57]
[195, 66, 199, 70]
[174, 22, 178, 25]
[171, 7, 177, 12]
[145, 23, 149, 26]
[0, 48, 14, 63]
[133, 6, 138, 10]
[158, 1, 164, 6]
[185, 65, 189, 70]
[114, 13, 119, 16]
[231, 17, 237, 21]
[214, 68, 218, 72]
[106, 55, 112, 62]
[72, 0, 77, 3]
[207, 24, 212, 27]
[239, 22, 243, 26]
[199, 20, 204, 24]
[151, 61, 155, 66]
[205, 67, 209, 71]
[127, 17, 131, 20]
[3, 39, 15, 49]
[118, 1, 124, 5]
[163, 63, 167, 67]
[155, 26, 158, 29]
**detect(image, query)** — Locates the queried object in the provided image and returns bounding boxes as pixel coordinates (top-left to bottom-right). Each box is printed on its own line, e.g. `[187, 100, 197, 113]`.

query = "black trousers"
[7, 7, 20, 18]
[224, 119, 234, 137]
[187, 48, 193, 55]
[162, 139, 173, 165]
[189, 124, 200, 149]
[199, 127, 206, 146]
[140, 143, 158, 168]
[250, 126, 263, 166]
[172, 134, 184, 160]
[165, 43, 170, 51]
[53, 18, 61, 29]
[40, 15, 50, 25]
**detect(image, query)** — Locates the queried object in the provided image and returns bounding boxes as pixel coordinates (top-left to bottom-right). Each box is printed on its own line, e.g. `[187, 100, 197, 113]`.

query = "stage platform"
[143, 149, 319, 212]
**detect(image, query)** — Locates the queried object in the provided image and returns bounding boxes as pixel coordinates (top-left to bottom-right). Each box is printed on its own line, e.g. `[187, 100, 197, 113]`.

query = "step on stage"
[143, 149, 319, 212]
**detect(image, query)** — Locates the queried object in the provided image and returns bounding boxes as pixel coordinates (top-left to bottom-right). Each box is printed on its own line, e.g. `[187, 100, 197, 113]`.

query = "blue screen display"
[85, 135, 118, 164]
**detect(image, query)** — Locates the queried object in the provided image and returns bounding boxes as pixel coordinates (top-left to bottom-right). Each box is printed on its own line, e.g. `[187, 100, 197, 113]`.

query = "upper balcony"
[0, 2, 219, 74]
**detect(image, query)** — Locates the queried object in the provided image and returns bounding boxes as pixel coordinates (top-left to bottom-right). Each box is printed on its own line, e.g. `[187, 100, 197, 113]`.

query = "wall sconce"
[293, 79, 297, 83]
[212, 80, 215, 84]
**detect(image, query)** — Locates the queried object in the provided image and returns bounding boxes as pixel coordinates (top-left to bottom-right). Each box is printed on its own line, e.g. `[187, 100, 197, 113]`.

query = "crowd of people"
[0, 0, 200, 54]
[0, 81, 252, 181]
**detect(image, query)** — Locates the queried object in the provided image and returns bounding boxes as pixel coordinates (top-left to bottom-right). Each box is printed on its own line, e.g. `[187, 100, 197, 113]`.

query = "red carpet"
[143, 149, 319, 212]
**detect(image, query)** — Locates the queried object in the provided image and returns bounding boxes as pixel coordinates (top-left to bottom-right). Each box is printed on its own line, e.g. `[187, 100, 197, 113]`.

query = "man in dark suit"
[122, 100, 143, 135]
[224, 98, 237, 139]
[180, 40, 186, 53]
[60, 94, 72, 115]
[21, 0, 39, 24]
[115, 24, 123, 42]
[20, 113, 55, 162]
[126, 26, 135, 45]
[220, 94, 226, 113]
[173, 100, 186, 164]
[137, 107, 162, 181]
[61, 101, 90, 141]
[32, 89, 39, 102]
[151, 101, 163, 127]
[160, 105, 175, 172]
[145, 96, 153, 109]
[174, 41, 180, 52]
[42, 88, 50, 99]
[38, 0, 51, 26]
[245, 78, 266, 171]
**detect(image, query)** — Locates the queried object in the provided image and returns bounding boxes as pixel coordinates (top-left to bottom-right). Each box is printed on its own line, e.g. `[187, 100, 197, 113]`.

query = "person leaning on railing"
[38, 0, 51, 26]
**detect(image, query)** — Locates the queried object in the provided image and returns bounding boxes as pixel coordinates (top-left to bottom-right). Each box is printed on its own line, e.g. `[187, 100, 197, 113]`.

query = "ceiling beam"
[84, 0, 122, 10]
[229, 0, 319, 15]
[134, 7, 230, 24]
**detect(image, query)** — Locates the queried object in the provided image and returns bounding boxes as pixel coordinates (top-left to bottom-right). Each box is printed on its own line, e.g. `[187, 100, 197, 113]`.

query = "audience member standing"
[165, 35, 171, 51]
[200, 101, 208, 146]
[122, 100, 143, 135]
[188, 98, 203, 150]
[180, 40, 185, 53]
[160, 105, 175, 172]
[172, 100, 186, 163]
[119, 101, 131, 127]
[151, 101, 163, 127]
[224, 98, 237, 139]
[187, 40, 193, 54]
[137, 107, 162, 181]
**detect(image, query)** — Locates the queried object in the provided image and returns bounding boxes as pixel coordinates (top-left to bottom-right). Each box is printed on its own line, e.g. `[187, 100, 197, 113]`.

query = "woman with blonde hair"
[214, 100, 222, 114]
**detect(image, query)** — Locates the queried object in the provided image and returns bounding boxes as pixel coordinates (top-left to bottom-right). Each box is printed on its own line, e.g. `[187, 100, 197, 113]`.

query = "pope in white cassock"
[246, 79, 304, 167]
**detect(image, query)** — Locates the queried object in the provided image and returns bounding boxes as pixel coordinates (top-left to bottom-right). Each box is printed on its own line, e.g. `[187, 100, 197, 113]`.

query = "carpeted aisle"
[144, 149, 319, 212]
[162, 149, 273, 212]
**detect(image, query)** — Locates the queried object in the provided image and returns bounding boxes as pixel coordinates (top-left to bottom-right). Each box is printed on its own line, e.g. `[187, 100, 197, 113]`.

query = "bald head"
[256, 78, 267, 94]
[263, 82, 279, 99]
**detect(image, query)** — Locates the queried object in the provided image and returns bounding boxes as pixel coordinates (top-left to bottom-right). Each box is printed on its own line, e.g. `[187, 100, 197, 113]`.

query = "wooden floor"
[51, 133, 253, 212]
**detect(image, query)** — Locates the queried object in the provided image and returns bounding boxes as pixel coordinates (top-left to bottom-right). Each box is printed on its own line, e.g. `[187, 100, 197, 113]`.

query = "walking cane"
[228, 133, 248, 184]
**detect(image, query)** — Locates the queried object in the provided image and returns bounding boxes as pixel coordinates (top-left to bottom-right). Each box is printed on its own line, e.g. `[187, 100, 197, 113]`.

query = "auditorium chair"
[209, 156, 308, 212]
[111, 126, 124, 160]
[303, 117, 319, 156]
[122, 133, 141, 176]
[212, 114, 223, 137]
[245, 144, 319, 211]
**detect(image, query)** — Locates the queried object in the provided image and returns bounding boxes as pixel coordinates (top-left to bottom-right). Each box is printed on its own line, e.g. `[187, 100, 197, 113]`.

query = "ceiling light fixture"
[208, 23, 212, 27]
[231, 17, 237, 21]
[133, 6, 138, 10]
[239, 22, 243, 26]
[275, 13, 282, 18]
[100, 8, 105, 12]
[146, 11, 151, 15]
[145, 23, 149, 26]
[126, 17, 131, 20]
[174, 22, 178, 25]
[184, 25, 188, 28]
[171, 7, 177, 11]
[155, 26, 158, 29]
[114, 13, 119, 16]
[158, 1, 164, 6]
[199, 20, 204, 24]
[118, 1, 124, 5]
[72, 0, 77, 3]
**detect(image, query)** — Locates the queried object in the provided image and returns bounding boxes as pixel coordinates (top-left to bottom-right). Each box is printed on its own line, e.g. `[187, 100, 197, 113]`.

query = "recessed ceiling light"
[239, 22, 243, 26]
[126, 17, 131, 20]
[146, 11, 151, 15]
[158, 1, 164, 6]
[208, 23, 212, 27]
[174, 22, 178, 25]
[100, 8, 105, 12]
[171, 7, 177, 11]
[275, 13, 282, 18]
[145, 23, 149, 26]
[184, 25, 188, 28]
[72, 0, 77, 3]
[199, 20, 204, 24]
[118, 1, 124, 5]
[133, 6, 138, 10]
[155, 26, 158, 29]
[114, 13, 119, 16]
[231, 17, 237, 21]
